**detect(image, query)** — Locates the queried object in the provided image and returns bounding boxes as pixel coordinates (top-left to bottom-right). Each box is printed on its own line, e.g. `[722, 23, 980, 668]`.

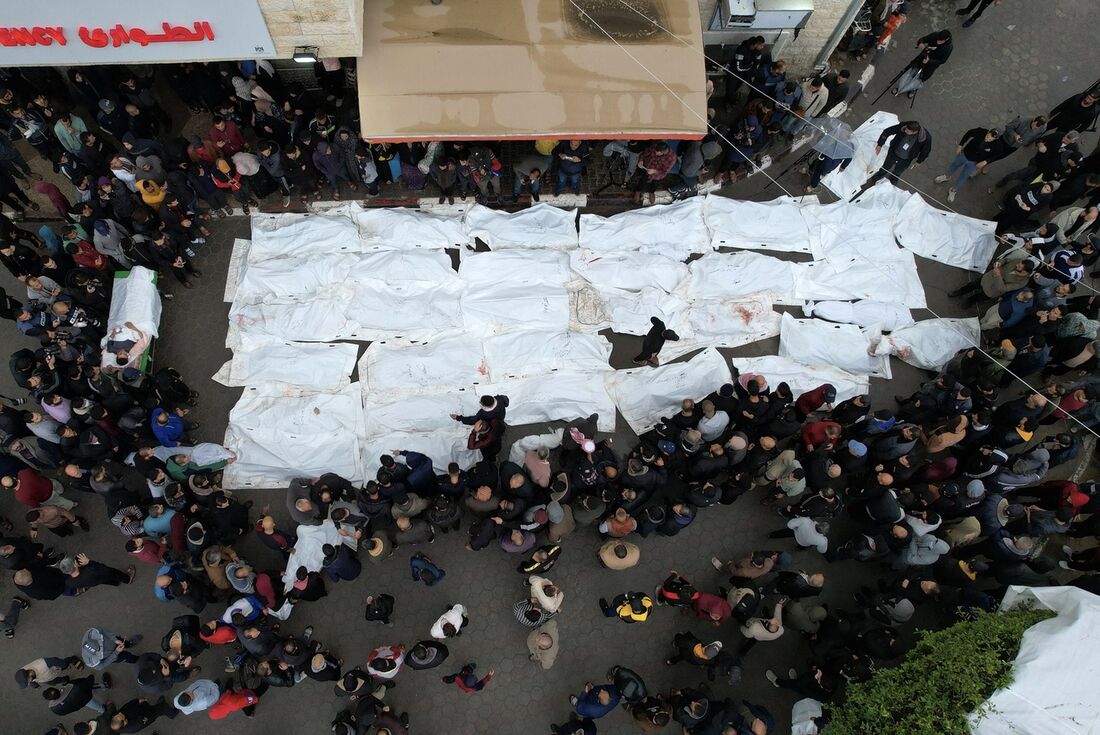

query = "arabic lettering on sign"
[0, 21, 215, 49]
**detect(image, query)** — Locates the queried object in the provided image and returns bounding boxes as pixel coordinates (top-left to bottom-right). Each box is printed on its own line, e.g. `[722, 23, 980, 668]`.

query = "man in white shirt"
[769, 517, 830, 554]
[697, 400, 730, 442]
[430, 603, 468, 640]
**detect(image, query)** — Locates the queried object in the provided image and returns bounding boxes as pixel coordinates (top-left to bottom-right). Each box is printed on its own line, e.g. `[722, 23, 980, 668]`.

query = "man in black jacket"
[934, 127, 1006, 201]
[869, 121, 932, 186]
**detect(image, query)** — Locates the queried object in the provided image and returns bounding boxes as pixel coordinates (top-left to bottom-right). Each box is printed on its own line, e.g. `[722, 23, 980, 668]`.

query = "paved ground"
[1, 2, 1098, 734]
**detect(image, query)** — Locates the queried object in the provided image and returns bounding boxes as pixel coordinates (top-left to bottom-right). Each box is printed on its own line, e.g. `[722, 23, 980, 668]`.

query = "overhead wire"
[609, 0, 1100, 302]
[568, 0, 1100, 440]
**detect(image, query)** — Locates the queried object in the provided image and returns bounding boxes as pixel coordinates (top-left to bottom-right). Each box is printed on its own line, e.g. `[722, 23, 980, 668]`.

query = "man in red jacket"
[2, 468, 76, 510]
[208, 686, 258, 719]
[795, 383, 836, 418]
[801, 421, 842, 454]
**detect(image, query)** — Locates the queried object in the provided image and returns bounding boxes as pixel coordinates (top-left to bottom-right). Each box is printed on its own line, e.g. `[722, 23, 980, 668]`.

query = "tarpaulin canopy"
[970, 586, 1100, 735]
[356, 0, 707, 141]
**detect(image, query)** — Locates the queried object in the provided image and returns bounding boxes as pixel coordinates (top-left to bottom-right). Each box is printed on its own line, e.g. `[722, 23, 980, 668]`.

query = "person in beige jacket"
[528, 575, 564, 613]
[526, 620, 559, 670]
[598, 540, 640, 570]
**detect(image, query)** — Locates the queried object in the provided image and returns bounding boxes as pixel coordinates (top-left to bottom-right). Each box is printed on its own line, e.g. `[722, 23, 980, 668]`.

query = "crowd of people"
[0, 4, 1099, 733]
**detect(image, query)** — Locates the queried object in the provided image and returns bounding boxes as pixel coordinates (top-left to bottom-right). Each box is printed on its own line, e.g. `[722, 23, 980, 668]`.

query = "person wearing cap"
[633, 316, 680, 367]
[598, 590, 653, 623]
[794, 384, 836, 419]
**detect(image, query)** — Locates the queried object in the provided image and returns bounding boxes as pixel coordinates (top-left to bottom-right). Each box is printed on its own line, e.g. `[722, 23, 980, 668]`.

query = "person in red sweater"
[692, 592, 732, 625]
[631, 142, 677, 204]
[125, 537, 167, 564]
[801, 421, 841, 453]
[795, 383, 836, 419]
[1, 468, 75, 510]
[442, 663, 494, 693]
[209, 116, 245, 157]
[208, 686, 258, 719]
[199, 620, 238, 645]
[1015, 480, 1091, 514]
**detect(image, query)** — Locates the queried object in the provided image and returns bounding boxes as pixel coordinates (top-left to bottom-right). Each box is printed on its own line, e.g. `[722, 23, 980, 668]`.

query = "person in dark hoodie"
[257, 139, 292, 208]
[633, 317, 681, 367]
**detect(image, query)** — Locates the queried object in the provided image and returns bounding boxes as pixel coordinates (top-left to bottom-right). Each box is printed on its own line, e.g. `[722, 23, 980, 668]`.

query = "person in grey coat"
[257, 139, 292, 206]
[894, 534, 950, 569]
[993, 447, 1050, 489]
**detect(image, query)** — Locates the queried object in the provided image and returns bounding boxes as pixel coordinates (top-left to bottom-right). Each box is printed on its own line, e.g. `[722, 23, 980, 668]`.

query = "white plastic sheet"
[350, 204, 468, 250]
[362, 334, 490, 394]
[807, 184, 911, 260]
[234, 253, 358, 304]
[483, 331, 612, 378]
[688, 252, 799, 305]
[108, 266, 162, 337]
[223, 383, 365, 488]
[893, 192, 998, 272]
[347, 280, 466, 340]
[803, 300, 915, 331]
[822, 110, 899, 200]
[874, 317, 980, 371]
[281, 520, 345, 588]
[460, 249, 573, 288]
[569, 249, 688, 293]
[795, 249, 927, 308]
[604, 347, 732, 434]
[461, 285, 572, 335]
[493, 372, 616, 432]
[248, 213, 360, 261]
[363, 390, 477, 437]
[579, 198, 709, 259]
[464, 203, 578, 250]
[779, 313, 891, 379]
[508, 429, 564, 465]
[362, 427, 481, 478]
[228, 295, 354, 345]
[970, 586, 1100, 735]
[661, 296, 783, 362]
[213, 337, 358, 391]
[703, 195, 815, 253]
[599, 286, 692, 337]
[733, 355, 869, 404]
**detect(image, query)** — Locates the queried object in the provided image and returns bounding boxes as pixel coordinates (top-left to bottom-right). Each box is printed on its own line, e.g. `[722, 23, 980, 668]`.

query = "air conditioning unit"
[715, 0, 814, 30]
[722, 0, 758, 27]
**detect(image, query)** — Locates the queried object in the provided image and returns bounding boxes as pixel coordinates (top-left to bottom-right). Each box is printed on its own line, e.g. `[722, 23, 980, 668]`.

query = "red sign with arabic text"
[0, 21, 215, 49]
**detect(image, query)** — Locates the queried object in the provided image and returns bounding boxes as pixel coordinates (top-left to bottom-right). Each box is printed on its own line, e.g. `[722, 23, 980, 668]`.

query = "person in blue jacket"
[150, 406, 197, 448]
[410, 552, 445, 587]
[570, 682, 621, 719]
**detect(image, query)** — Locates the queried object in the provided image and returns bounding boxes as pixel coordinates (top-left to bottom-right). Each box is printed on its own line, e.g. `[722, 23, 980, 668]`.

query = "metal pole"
[762, 149, 813, 191]
[872, 63, 908, 105]
[812, 0, 871, 72]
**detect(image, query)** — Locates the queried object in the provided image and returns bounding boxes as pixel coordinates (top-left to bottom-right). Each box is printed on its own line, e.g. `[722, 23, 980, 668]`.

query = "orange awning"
[356, 0, 708, 142]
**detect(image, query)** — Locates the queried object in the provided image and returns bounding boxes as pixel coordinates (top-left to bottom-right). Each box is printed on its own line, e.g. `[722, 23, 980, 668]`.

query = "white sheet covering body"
[213, 338, 358, 390]
[733, 355, 869, 405]
[570, 249, 688, 293]
[350, 204, 468, 250]
[108, 266, 162, 337]
[579, 198, 709, 259]
[464, 203, 578, 250]
[893, 193, 999, 272]
[248, 213, 360, 260]
[795, 249, 927, 308]
[703, 195, 815, 253]
[779, 314, 891, 378]
[969, 586, 1100, 735]
[688, 252, 799, 305]
[803, 300, 914, 331]
[874, 317, 981, 371]
[604, 347, 732, 434]
[822, 111, 899, 200]
[224, 383, 365, 488]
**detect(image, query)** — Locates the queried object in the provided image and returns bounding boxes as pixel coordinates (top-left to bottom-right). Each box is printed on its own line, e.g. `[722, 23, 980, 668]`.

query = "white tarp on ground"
[223, 383, 365, 488]
[234, 253, 358, 304]
[688, 252, 800, 305]
[795, 248, 927, 308]
[969, 585, 1100, 735]
[464, 203, 578, 250]
[803, 300, 915, 331]
[460, 249, 573, 287]
[808, 183, 911, 260]
[893, 192, 999, 272]
[779, 313, 891, 379]
[349, 204, 468, 250]
[281, 520, 345, 588]
[347, 279, 466, 340]
[228, 296, 354, 346]
[874, 317, 981, 371]
[661, 295, 783, 362]
[458, 250, 574, 335]
[248, 213, 361, 261]
[483, 331, 612, 378]
[362, 427, 481, 479]
[362, 334, 490, 394]
[605, 347, 732, 434]
[704, 195, 815, 253]
[213, 337, 358, 391]
[822, 110, 899, 200]
[579, 198, 709, 259]
[599, 286, 692, 337]
[108, 266, 162, 337]
[492, 372, 616, 432]
[733, 355, 869, 404]
[570, 249, 689, 293]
